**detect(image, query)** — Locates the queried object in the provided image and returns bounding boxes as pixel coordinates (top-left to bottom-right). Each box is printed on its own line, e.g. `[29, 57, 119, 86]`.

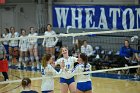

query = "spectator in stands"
[21, 77, 38, 93]
[81, 40, 93, 61]
[119, 40, 140, 65]
[119, 39, 140, 74]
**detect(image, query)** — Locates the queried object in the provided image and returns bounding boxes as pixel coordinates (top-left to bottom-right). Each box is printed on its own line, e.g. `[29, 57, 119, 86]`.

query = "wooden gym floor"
[0, 69, 140, 93]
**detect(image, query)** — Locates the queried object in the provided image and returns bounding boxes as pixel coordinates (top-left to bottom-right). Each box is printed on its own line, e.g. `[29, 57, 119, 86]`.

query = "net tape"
[0, 29, 140, 41]
[0, 65, 140, 84]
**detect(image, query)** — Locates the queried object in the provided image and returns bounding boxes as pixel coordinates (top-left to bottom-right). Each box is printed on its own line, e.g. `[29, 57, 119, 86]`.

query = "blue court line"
[92, 73, 140, 81]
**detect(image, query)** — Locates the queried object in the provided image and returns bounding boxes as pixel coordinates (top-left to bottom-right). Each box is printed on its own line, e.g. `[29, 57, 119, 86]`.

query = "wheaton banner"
[53, 5, 140, 30]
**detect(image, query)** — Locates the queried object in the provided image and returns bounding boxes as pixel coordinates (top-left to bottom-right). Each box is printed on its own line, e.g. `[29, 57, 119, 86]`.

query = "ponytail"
[57, 47, 63, 59]
[84, 60, 88, 72]
[79, 53, 88, 72]
[41, 54, 52, 68]
[21, 78, 31, 89]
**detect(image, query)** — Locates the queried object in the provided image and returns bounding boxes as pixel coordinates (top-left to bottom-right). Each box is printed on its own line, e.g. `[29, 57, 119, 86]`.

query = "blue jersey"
[119, 46, 140, 58]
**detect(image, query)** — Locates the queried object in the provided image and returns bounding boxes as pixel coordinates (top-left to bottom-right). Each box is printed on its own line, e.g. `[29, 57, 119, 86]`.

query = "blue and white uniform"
[41, 64, 61, 92]
[72, 63, 92, 92]
[55, 56, 77, 85]
[42, 31, 58, 47]
[2, 33, 11, 56]
[9, 32, 19, 47]
[28, 32, 38, 49]
[19, 35, 29, 52]
[2, 33, 11, 46]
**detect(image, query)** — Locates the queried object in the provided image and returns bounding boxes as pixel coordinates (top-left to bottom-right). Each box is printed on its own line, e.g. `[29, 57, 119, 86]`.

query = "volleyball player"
[55, 46, 77, 93]
[19, 29, 29, 69]
[41, 53, 62, 93]
[21, 77, 38, 93]
[2, 28, 11, 61]
[42, 24, 58, 58]
[9, 27, 19, 67]
[72, 53, 92, 93]
[28, 27, 39, 70]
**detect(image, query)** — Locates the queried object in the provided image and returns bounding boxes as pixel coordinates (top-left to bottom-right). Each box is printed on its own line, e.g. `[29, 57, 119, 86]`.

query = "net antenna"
[66, 26, 75, 34]
[66, 26, 76, 44]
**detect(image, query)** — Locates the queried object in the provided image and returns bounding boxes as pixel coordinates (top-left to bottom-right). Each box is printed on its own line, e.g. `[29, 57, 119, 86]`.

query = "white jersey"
[72, 63, 91, 82]
[2, 33, 11, 45]
[9, 32, 19, 47]
[55, 56, 77, 79]
[19, 35, 29, 51]
[81, 45, 93, 57]
[28, 32, 38, 45]
[42, 30, 58, 47]
[41, 64, 61, 91]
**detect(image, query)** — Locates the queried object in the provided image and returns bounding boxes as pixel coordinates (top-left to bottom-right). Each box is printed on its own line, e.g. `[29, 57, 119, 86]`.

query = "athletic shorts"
[20, 47, 28, 52]
[28, 43, 38, 49]
[77, 81, 92, 92]
[9, 46, 19, 49]
[60, 77, 75, 85]
[42, 90, 53, 93]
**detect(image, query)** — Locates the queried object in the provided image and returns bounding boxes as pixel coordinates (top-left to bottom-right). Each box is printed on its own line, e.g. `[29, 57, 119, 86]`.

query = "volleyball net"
[0, 28, 140, 84]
